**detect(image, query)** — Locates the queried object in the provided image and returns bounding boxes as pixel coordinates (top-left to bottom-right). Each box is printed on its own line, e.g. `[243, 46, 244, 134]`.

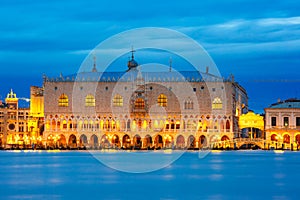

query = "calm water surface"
[0, 150, 299, 200]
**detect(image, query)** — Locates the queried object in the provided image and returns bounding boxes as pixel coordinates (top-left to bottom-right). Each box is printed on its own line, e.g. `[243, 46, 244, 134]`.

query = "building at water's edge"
[2, 51, 300, 150]
[41, 52, 248, 149]
[265, 99, 300, 150]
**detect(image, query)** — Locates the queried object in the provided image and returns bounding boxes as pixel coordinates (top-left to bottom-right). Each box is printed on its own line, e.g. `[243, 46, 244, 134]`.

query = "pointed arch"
[113, 94, 123, 107]
[135, 98, 145, 109]
[199, 135, 207, 148]
[176, 135, 185, 148]
[58, 94, 69, 107]
[184, 97, 193, 110]
[85, 94, 95, 107]
[68, 134, 77, 148]
[157, 94, 167, 107]
[212, 97, 222, 109]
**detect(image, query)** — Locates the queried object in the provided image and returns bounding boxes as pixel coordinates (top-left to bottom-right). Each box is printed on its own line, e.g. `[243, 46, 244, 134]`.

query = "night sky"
[0, 0, 299, 112]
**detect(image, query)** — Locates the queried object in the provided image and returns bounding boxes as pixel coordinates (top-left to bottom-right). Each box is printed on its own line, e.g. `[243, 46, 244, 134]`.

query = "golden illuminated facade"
[42, 53, 248, 149]
[0, 89, 30, 148]
[265, 99, 300, 150]
[237, 111, 265, 149]
[28, 86, 44, 146]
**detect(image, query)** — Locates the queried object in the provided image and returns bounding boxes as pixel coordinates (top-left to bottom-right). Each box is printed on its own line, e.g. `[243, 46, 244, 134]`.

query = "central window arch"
[157, 94, 167, 107]
[58, 94, 69, 107]
[85, 94, 95, 107]
[135, 98, 145, 109]
[184, 98, 193, 110]
[113, 94, 123, 107]
[212, 97, 222, 109]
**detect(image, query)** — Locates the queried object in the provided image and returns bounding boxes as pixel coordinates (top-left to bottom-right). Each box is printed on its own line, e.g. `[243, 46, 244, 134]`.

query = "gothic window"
[212, 97, 222, 109]
[135, 98, 145, 109]
[85, 94, 95, 107]
[58, 94, 69, 107]
[157, 94, 167, 107]
[113, 94, 123, 107]
[184, 98, 193, 110]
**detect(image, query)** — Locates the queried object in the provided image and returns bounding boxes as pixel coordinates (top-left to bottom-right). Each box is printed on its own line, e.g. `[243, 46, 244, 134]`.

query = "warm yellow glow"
[85, 94, 95, 107]
[113, 94, 123, 107]
[154, 120, 158, 128]
[46, 120, 50, 129]
[159, 120, 164, 128]
[274, 150, 284, 154]
[58, 94, 68, 107]
[239, 111, 264, 130]
[212, 97, 222, 109]
[236, 108, 240, 116]
[100, 120, 104, 130]
[30, 87, 44, 117]
[142, 120, 147, 129]
[132, 120, 136, 131]
[116, 120, 120, 130]
[158, 94, 167, 107]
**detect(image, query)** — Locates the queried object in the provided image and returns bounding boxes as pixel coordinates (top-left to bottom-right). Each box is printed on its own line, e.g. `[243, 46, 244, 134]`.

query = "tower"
[5, 89, 18, 109]
[127, 47, 139, 71]
[92, 54, 98, 72]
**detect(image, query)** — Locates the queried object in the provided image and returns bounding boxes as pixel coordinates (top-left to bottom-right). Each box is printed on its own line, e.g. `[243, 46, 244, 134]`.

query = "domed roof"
[127, 58, 138, 69]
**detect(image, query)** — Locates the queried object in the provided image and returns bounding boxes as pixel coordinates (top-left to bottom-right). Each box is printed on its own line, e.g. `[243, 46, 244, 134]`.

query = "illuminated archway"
[122, 134, 131, 149]
[187, 135, 195, 148]
[221, 135, 230, 141]
[176, 135, 185, 149]
[154, 134, 163, 148]
[271, 134, 278, 142]
[57, 134, 66, 148]
[133, 134, 142, 148]
[295, 134, 300, 149]
[143, 135, 152, 148]
[199, 135, 207, 148]
[283, 134, 290, 144]
[165, 135, 173, 148]
[111, 134, 120, 148]
[100, 134, 110, 148]
[68, 134, 77, 148]
[90, 134, 99, 148]
[79, 134, 87, 146]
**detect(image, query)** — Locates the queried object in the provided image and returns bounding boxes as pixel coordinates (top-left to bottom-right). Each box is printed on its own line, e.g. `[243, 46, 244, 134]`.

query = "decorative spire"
[131, 46, 135, 60]
[169, 56, 172, 72]
[127, 47, 138, 71]
[7, 89, 17, 99]
[92, 54, 97, 72]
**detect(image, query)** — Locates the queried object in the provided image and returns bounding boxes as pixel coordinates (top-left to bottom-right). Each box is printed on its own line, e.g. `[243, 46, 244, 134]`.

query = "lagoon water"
[0, 150, 299, 200]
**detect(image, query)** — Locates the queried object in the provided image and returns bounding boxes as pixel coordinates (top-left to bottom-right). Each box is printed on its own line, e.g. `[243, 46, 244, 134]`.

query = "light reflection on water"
[0, 151, 299, 199]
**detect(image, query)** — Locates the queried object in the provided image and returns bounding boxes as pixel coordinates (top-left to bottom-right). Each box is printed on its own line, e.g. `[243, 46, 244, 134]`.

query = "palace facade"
[42, 52, 248, 149]
[265, 99, 300, 150]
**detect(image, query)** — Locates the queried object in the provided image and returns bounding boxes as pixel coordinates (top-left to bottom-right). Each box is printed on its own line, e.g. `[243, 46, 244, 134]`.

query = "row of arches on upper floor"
[58, 93, 223, 110]
[45, 117, 231, 133]
[45, 133, 231, 149]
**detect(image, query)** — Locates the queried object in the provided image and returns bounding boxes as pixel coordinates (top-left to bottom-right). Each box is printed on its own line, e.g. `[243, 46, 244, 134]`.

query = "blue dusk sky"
[0, 0, 299, 112]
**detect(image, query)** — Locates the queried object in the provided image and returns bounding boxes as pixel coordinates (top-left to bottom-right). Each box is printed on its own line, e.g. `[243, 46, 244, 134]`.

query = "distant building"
[28, 86, 45, 147]
[42, 51, 248, 149]
[0, 89, 30, 148]
[265, 98, 300, 150]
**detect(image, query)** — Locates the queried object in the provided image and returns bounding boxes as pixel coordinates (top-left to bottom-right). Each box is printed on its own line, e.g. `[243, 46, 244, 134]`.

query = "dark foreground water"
[0, 150, 299, 200]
